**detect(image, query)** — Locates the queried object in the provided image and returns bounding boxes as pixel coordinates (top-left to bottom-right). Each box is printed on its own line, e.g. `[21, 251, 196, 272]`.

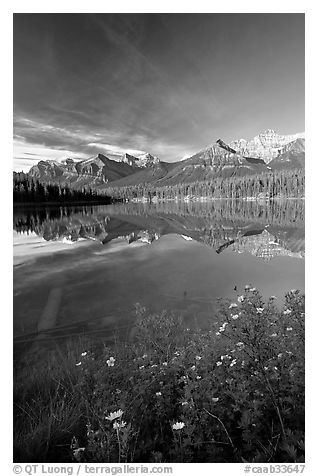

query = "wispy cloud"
[87, 142, 145, 157]
[13, 139, 90, 172]
[13, 14, 304, 172]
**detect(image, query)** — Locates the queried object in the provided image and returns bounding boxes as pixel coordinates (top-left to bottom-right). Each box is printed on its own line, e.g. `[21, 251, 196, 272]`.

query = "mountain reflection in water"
[13, 200, 304, 352]
[13, 200, 304, 261]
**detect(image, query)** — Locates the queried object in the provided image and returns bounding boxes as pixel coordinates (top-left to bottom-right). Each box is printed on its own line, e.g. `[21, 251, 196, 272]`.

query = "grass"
[14, 288, 305, 463]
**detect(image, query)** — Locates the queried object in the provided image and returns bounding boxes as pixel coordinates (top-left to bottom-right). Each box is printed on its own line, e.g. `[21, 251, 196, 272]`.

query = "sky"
[13, 13, 305, 171]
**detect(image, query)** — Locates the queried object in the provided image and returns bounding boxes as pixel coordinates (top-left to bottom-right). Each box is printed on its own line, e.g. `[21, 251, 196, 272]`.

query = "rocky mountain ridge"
[230, 129, 305, 164]
[25, 129, 305, 190]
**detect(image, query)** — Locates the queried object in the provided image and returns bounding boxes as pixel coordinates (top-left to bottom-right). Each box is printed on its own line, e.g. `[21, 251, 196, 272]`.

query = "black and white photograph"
[12, 7, 306, 468]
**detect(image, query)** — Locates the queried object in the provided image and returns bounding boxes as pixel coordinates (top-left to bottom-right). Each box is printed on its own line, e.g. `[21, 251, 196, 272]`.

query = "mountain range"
[27, 129, 305, 190]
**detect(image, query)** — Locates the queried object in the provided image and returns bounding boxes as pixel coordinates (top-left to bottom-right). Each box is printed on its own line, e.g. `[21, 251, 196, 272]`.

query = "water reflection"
[13, 200, 305, 355]
[13, 200, 304, 261]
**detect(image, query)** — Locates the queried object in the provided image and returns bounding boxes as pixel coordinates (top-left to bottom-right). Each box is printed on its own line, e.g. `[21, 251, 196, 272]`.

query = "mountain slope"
[100, 161, 176, 188]
[28, 154, 138, 187]
[151, 142, 269, 186]
[268, 138, 305, 170]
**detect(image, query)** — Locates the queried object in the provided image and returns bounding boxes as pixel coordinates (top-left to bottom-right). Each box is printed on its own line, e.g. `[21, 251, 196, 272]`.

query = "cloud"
[13, 139, 90, 172]
[13, 110, 197, 171]
[13, 14, 304, 174]
[87, 142, 146, 157]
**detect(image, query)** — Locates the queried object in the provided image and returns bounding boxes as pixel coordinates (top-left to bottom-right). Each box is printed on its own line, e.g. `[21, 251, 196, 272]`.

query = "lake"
[13, 200, 304, 354]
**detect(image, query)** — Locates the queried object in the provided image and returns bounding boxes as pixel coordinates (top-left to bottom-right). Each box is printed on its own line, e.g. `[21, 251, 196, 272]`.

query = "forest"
[104, 169, 305, 201]
[13, 168, 305, 204]
[13, 173, 113, 204]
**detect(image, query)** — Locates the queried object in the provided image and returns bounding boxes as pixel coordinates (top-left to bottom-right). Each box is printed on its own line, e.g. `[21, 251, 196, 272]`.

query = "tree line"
[105, 169, 305, 201]
[13, 173, 113, 204]
[13, 168, 304, 204]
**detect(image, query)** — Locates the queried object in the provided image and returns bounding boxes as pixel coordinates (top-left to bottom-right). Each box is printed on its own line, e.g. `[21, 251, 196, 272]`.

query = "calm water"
[13, 200, 304, 350]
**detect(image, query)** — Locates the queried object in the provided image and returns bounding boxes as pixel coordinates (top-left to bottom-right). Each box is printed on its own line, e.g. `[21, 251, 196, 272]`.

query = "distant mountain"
[23, 129, 305, 192]
[147, 142, 270, 187]
[121, 152, 160, 168]
[268, 138, 305, 170]
[29, 153, 141, 187]
[231, 129, 305, 164]
[134, 152, 160, 168]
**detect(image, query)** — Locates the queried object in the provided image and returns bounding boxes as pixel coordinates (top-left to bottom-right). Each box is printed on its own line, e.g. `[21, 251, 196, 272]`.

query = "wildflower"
[172, 422, 185, 430]
[105, 409, 123, 421]
[256, 308, 264, 314]
[181, 401, 189, 406]
[107, 357, 115, 367]
[283, 309, 292, 315]
[245, 284, 251, 290]
[274, 366, 278, 371]
[220, 355, 228, 360]
[162, 362, 168, 367]
[277, 353, 283, 359]
[73, 447, 85, 461]
[142, 354, 148, 359]
[229, 303, 238, 309]
[195, 355, 202, 360]
[241, 360, 245, 367]
[151, 364, 158, 368]
[75, 362, 82, 366]
[264, 366, 269, 371]
[236, 342, 244, 349]
[139, 365, 145, 370]
[270, 333, 278, 337]
[216, 361, 222, 366]
[174, 351, 180, 356]
[231, 314, 239, 320]
[219, 322, 228, 332]
[230, 359, 237, 367]
[212, 397, 219, 403]
[191, 365, 196, 371]
[215, 332, 221, 336]
[81, 352, 87, 357]
[286, 327, 293, 331]
[156, 392, 162, 396]
[238, 295, 245, 303]
[196, 376, 202, 380]
[113, 421, 127, 430]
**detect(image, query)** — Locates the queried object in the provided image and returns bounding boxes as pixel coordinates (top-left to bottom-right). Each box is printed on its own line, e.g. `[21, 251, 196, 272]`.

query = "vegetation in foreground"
[14, 288, 304, 463]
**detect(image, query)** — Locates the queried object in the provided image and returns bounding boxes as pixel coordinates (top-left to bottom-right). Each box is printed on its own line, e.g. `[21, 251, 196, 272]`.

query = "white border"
[3, 2, 315, 473]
